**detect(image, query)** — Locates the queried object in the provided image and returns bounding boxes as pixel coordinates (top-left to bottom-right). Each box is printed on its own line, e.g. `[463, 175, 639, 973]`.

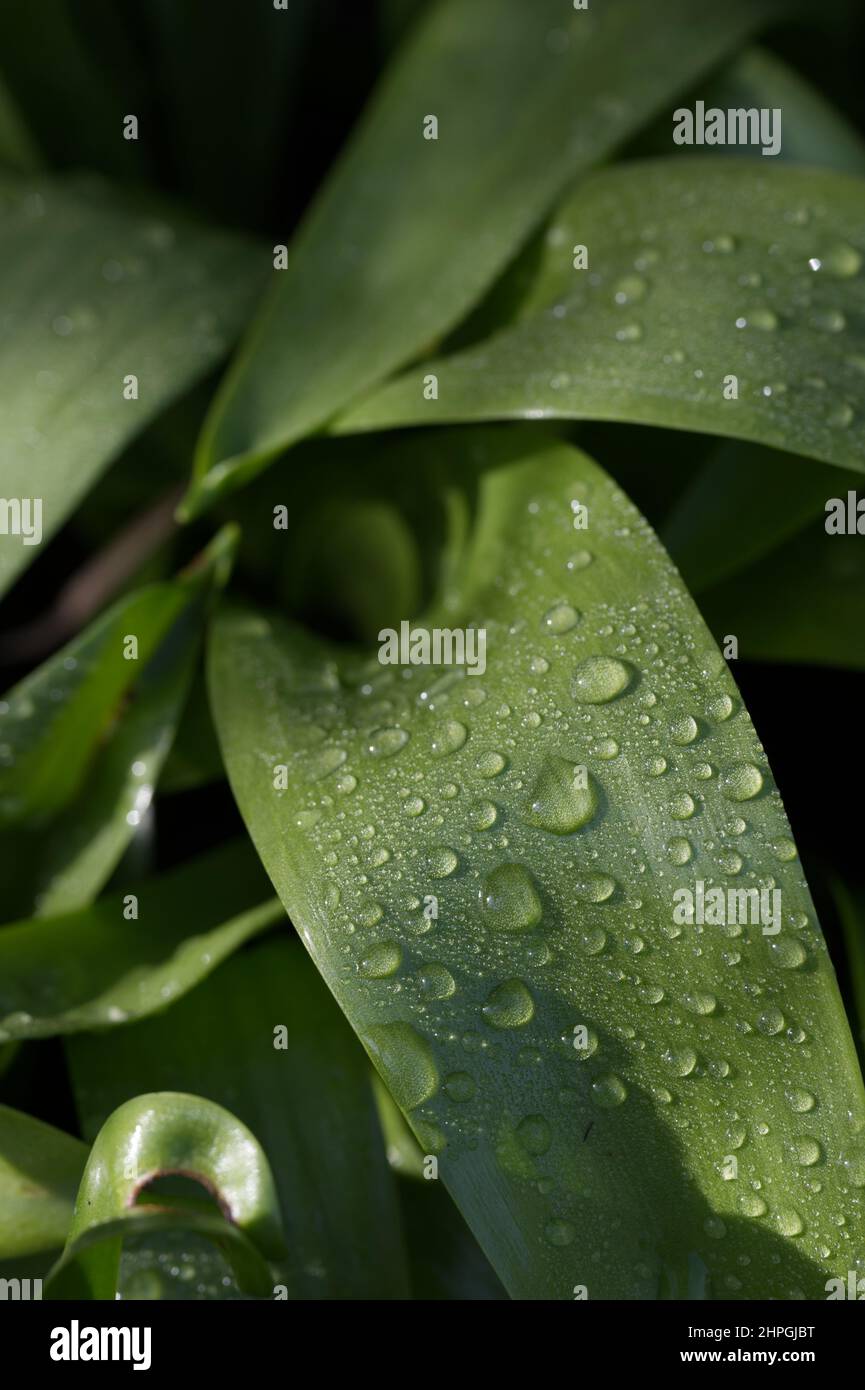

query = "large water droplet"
[482, 978, 535, 1029]
[521, 756, 599, 833]
[366, 727, 409, 758]
[366, 1021, 439, 1109]
[431, 719, 467, 757]
[572, 655, 632, 703]
[722, 763, 763, 801]
[481, 863, 542, 931]
[592, 1074, 628, 1107]
[359, 941, 402, 978]
[542, 602, 580, 634]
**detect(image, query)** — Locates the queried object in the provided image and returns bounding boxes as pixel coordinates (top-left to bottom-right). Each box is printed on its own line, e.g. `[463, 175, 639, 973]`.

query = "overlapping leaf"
[338, 161, 865, 475]
[0, 529, 234, 917]
[0, 178, 265, 600]
[0, 840, 281, 1041]
[185, 0, 786, 515]
[209, 429, 865, 1299]
[0, 1103, 86, 1258]
[46, 1092, 284, 1299]
[66, 937, 410, 1299]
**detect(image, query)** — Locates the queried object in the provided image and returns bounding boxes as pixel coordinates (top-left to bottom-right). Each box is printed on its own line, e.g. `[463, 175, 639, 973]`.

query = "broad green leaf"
[0, 1103, 86, 1258]
[67, 937, 410, 1299]
[338, 160, 865, 475]
[0, 528, 235, 917]
[0, 177, 265, 601]
[0, 840, 281, 1042]
[209, 429, 865, 1300]
[45, 1092, 284, 1300]
[698, 517, 865, 668]
[185, 0, 786, 516]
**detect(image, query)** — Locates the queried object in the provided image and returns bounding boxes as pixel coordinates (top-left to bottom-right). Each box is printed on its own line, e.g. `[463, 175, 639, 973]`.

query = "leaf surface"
[209, 430, 865, 1299]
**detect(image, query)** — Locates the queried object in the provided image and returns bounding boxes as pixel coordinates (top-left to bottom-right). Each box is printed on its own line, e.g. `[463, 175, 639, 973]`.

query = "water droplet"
[431, 719, 467, 757]
[785, 1087, 816, 1114]
[306, 746, 347, 781]
[739, 1193, 767, 1218]
[666, 836, 692, 866]
[481, 863, 542, 932]
[545, 1218, 575, 1247]
[365, 1021, 439, 1110]
[516, 1114, 552, 1155]
[566, 549, 593, 571]
[572, 655, 632, 703]
[427, 845, 459, 878]
[662, 1047, 697, 1077]
[669, 792, 696, 820]
[444, 1071, 475, 1102]
[774, 1208, 804, 1237]
[646, 756, 668, 777]
[613, 274, 647, 305]
[416, 962, 456, 999]
[769, 937, 806, 970]
[722, 763, 763, 801]
[592, 1074, 627, 1108]
[683, 991, 717, 1016]
[736, 307, 778, 331]
[814, 242, 862, 277]
[542, 602, 580, 634]
[359, 941, 402, 978]
[521, 756, 599, 833]
[793, 1137, 822, 1167]
[615, 322, 643, 342]
[575, 872, 616, 903]
[707, 693, 733, 722]
[772, 837, 797, 862]
[403, 795, 426, 817]
[469, 799, 498, 831]
[366, 727, 409, 758]
[704, 1216, 726, 1239]
[670, 715, 698, 745]
[757, 1006, 785, 1036]
[482, 978, 535, 1029]
[475, 749, 507, 778]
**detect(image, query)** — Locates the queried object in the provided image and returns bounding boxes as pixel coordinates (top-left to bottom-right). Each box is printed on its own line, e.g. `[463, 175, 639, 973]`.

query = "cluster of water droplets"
[263, 456, 864, 1296]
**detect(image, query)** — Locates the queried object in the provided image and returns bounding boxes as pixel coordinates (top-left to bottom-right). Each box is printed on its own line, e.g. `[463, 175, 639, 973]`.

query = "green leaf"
[0, 77, 41, 173]
[701, 47, 865, 174]
[661, 443, 858, 593]
[338, 160, 865, 475]
[184, 0, 786, 516]
[0, 1103, 86, 1258]
[208, 429, 865, 1299]
[45, 1091, 284, 1300]
[697, 516, 865, 668]
[0, 177, 265, 601]
[0, 840, 281, 1042]
[66, 937, 410, 1299]
[0, 528, 235, 917]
